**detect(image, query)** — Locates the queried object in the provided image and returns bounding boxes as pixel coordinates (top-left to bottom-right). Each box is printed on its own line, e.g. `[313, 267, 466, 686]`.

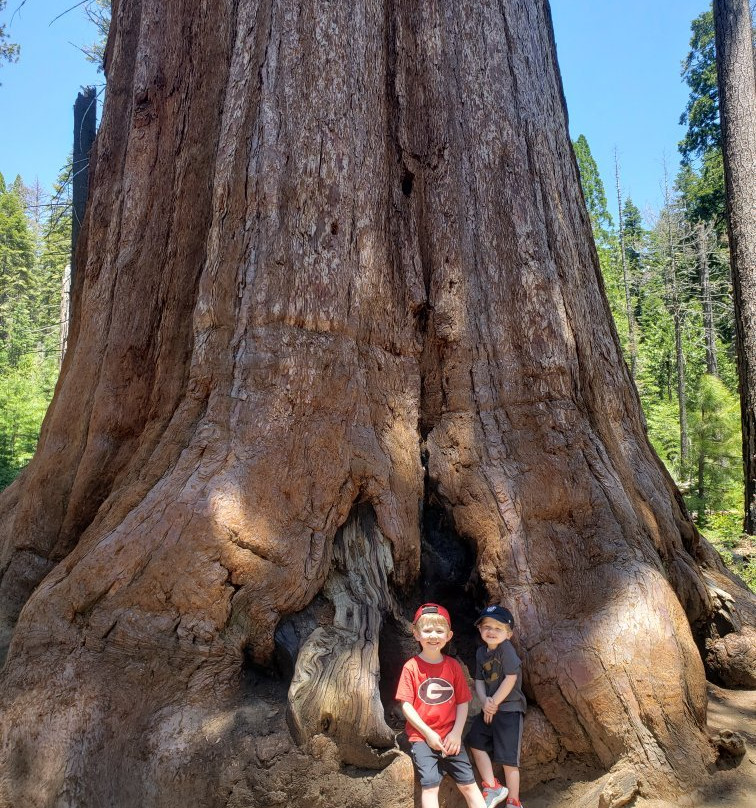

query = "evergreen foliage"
[678, 8, 727, 229]
[0, 168, 71, 488]
[573, 129, 751, 589]
[573, 1, 756, 579]
[690, 374, 742, 518]
[83, 0, 111, 70]
[621, 197, 645, 322]
[0, 0, 20, 82]
[572, 136, 627, 350]
[573, 135, 613, 242]
[677, 151, 726, 226]
[679, 9, 720, 161]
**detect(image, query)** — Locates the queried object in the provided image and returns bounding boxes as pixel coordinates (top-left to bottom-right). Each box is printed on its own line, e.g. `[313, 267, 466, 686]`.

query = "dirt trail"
[524, 684, 755, 808]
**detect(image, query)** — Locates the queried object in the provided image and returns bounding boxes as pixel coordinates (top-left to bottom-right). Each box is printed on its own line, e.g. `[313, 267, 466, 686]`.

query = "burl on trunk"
[0, 2, 753, 807]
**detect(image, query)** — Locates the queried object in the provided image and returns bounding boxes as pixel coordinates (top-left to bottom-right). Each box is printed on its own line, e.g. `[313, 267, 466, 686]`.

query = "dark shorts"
[410, 741, 477, 789]
[466, 711, 524, 767]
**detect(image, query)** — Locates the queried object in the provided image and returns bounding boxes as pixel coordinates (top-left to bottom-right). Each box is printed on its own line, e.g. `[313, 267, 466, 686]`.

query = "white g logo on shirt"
[419, 678, 454, 705]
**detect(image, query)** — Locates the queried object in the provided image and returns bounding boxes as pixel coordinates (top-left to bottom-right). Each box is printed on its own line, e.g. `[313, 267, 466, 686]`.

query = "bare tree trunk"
[713, 0, 756, 533]
[614, 156, 638, 379]
[59, 262, 71, 365]
[698, 222, 719, 377]
[71, 86, 97, 293]
[23, 177, 46, 249]
[674, 301, 689, 471]
[0, 2, 753, 807]
[662, 190, 690, 475]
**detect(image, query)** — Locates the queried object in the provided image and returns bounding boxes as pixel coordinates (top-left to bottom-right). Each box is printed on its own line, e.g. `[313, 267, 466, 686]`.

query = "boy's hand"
[483, 697, 498, 724]
[424, 730, 446, 754]
[443, 730, 462, 756]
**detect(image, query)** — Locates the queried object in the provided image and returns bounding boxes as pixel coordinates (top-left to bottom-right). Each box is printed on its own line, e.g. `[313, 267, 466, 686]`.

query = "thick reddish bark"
[0, 2, 753, 806]
[713, 0, 756, 533]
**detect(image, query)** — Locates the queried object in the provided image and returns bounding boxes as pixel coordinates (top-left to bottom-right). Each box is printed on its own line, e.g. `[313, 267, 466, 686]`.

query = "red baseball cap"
[413, 603, 451, 627]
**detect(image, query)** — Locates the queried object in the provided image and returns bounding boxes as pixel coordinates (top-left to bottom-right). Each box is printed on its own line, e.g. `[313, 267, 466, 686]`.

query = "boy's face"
[478, 617, 512, 648]
[413, 619, 452, 653]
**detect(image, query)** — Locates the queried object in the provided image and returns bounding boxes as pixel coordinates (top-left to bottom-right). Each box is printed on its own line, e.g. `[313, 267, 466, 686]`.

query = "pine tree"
[572, 136, 627, 355]
[691, 373, 742, 519]
[573, 134, 613, 243]
[680, 9, 721, 162]
[0, 166, 72, 489]
[615, 159, 639, 377]
[37, 165, 72, 365]
[0, 173, 35, 354]
[0, 173, 38, 485]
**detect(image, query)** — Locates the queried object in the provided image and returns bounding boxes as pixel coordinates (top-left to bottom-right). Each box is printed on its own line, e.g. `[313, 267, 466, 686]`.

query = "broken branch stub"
[287, 504, 400, 768]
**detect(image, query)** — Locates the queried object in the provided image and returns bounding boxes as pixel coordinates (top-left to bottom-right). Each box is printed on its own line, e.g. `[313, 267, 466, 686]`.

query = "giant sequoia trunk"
[1, 2, 754, 806]
[713, 0, 756, 534]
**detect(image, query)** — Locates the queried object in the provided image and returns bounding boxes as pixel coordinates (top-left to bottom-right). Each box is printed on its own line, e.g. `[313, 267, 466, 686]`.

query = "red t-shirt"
[395, 655, 472, 743]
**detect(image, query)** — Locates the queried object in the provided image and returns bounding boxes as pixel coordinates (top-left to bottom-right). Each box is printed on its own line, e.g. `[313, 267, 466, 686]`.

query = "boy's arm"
[490, 673, 518, 707]
[443, 701, 469, 755]
[401, 702, 445, 753]
[477, 678, 497, 723]
[479, 673, 518, 723]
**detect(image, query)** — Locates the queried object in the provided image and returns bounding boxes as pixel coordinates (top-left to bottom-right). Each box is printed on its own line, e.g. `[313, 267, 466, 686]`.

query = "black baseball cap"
[475, 605, 515, 627]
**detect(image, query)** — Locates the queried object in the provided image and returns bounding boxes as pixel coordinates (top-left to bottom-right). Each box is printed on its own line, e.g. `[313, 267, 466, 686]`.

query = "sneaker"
[481, 781, 508, 808]
[505, 799, 522, 807]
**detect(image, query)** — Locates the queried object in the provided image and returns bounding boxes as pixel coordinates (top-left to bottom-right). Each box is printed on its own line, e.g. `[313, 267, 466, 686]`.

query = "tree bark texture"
[0, 2, 754, 806]
[713, 0, 756, 533]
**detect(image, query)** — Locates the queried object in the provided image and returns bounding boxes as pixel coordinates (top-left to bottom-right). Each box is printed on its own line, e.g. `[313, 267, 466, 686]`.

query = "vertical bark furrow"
[0, 0, 236, 612]
[407, 0, 718, 782]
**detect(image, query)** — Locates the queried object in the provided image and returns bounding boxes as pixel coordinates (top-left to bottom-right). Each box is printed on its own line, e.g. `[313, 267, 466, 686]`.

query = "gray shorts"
[410, 741, 477, 789]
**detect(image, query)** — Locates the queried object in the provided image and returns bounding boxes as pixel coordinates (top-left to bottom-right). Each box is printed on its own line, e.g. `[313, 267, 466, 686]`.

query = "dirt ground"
[688, 684, 756, 808]
[207, 669, 754, 808]
[523, 684, 755, 808]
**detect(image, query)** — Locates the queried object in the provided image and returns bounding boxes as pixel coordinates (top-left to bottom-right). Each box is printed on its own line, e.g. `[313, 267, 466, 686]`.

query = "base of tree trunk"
[0, 643, 733, 808]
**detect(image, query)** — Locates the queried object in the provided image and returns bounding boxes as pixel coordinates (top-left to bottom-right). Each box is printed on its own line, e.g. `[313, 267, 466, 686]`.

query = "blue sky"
[550, 0, 709, 218]
[1, 1, 709, 217]
[0, 1, 102, 190]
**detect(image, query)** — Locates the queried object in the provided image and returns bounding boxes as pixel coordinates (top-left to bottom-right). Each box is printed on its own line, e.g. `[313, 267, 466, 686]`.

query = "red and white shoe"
[481, 780, 508, 808]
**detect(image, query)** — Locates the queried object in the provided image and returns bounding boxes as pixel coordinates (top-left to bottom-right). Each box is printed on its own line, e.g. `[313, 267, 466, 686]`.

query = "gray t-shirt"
[475, 640, 527, 714]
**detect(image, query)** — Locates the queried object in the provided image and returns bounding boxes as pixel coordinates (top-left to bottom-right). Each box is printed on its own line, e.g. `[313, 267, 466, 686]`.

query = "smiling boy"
[395, 603, 487, 808]
[467, 605, 527, 808]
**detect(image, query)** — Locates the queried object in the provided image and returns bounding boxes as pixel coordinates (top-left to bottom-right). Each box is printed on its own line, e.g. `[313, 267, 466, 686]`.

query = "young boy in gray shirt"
[466, 605, 527, 808]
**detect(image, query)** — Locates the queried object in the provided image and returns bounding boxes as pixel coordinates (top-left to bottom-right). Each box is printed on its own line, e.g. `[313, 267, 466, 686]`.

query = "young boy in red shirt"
[395, 604, 492, 808]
